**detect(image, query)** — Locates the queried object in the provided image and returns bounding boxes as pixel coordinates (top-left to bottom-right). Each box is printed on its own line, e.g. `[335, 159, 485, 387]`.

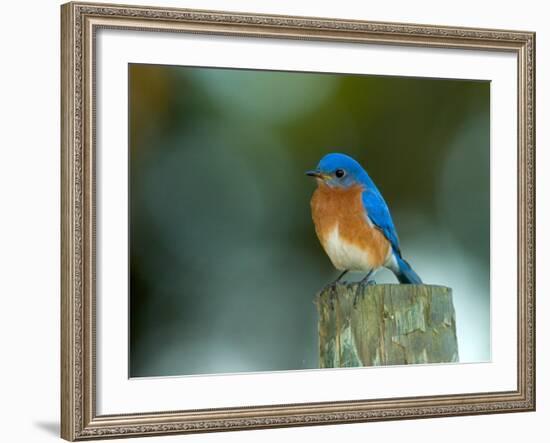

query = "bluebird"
[306, 153, 422, 285]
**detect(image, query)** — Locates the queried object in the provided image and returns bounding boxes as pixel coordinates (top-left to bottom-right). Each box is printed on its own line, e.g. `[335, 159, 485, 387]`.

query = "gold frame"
[61, 1, 536, 440]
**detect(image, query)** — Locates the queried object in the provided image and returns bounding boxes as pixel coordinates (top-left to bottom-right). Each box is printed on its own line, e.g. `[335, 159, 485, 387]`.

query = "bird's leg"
[360, 270, 376, 286]
[355, 271, 376, 307]
[331, 269, 349, 286]
[336, 269, 349, 282]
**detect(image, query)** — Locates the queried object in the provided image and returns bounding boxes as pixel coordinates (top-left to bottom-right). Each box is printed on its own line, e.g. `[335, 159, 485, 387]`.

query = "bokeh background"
[129, 63, 490, 377]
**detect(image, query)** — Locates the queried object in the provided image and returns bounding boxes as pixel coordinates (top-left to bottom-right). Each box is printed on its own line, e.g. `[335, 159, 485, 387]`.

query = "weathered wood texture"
[317, 284, 458, 368]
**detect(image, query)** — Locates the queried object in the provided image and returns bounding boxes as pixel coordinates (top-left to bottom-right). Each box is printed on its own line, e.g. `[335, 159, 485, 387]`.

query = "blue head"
[306, 153, 370, 188]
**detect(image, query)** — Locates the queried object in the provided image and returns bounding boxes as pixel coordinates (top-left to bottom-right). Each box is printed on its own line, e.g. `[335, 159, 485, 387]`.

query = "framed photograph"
[61, 1, 535, 440]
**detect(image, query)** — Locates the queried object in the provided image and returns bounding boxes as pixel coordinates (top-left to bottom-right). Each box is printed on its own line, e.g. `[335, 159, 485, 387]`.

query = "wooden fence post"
[316, 283, 459, 367]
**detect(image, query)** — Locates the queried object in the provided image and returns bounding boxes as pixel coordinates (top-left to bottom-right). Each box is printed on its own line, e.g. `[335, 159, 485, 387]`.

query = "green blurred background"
[129, 64, 490, 377]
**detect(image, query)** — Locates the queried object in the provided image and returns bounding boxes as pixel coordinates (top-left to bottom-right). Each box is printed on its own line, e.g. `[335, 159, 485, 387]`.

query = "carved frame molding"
[61, 2, 535, 440]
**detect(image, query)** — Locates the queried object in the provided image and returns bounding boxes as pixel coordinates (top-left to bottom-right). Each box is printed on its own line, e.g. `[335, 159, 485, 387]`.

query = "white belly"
[324, 225, 374, 272]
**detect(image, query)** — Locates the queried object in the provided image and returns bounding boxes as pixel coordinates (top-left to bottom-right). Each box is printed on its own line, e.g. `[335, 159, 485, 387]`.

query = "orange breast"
[310, 183, 390, 270]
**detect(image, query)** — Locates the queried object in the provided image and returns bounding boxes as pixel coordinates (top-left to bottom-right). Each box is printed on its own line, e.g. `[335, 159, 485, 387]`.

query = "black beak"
[305, 170, 322, 178]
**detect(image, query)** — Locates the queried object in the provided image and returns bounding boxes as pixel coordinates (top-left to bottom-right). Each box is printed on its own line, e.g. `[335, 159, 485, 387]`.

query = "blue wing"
[361, 189, 401, 255]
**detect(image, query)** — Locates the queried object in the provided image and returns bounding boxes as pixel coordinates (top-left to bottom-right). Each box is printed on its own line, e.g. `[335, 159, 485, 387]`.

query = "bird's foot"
[326, 281, 339, 294]
[358, 270, 375, 287]
[360, 278, 377, 287]
[353, 280, 373, 307]
[329, 270, 349, 288]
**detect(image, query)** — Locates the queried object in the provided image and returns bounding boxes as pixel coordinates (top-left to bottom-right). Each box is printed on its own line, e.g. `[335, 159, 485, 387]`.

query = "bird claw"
[360, 278, 376, 287]
[327, 280, 339, 292]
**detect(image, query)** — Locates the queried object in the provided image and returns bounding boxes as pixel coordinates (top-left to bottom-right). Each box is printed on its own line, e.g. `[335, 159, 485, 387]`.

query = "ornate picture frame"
[61, 1, 535, 440]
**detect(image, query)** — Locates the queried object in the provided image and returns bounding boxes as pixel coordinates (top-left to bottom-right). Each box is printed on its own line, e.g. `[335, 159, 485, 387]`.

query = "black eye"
[335, 169, 345, 178]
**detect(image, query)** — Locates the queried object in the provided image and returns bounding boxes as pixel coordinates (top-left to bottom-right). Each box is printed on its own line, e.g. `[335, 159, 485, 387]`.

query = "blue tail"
[394, 254, 422, 284]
